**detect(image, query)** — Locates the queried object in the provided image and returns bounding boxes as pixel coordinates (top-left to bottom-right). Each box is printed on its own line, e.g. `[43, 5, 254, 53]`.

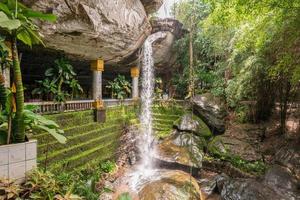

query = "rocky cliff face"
[151, 18, 187, 71]
[22, 0, 154, 64]
[21, 1, 186, 70]
[141, 0, 164, 14]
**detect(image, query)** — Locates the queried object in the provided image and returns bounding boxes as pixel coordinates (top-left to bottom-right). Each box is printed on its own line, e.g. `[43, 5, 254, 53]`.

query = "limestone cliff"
[21, 0, 157, 64]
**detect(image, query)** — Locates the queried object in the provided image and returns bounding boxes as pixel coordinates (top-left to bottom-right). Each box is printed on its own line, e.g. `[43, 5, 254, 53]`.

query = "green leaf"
[23, 24, 45, 46]
[23, 10, 57, 22]
[17, 29, 32, 47]
[0, 11, 21, 30]
[0, 3, 11, 16]
[36, 124, 66, 144]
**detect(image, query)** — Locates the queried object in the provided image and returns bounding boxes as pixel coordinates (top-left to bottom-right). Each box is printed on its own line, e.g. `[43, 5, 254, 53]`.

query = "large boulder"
[174, 114, 212, 138]
[150, 18, 187, 71]
[216, 165, 300, 200]
[192, 93, 226, 133]
[22, 0, 152, 63]
[274, 145, 300, 179]
[262, 165, 300, 200]
[156, 131, 204, 168]
[138, 170, 201, 200]
[208, 135, 262, 161]
[220, 179, 284, 200]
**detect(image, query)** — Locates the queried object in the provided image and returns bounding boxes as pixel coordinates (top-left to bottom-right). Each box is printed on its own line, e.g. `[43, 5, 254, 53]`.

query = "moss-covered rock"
[174, 114, 212, 138]
[207, 136, 228, 157]
[208, 135, 261, 162]
[157, 131, 204, 168]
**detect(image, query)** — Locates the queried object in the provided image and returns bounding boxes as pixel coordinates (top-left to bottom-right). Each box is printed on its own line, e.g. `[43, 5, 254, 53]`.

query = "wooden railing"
[25, 99, 136, 114]
[25, 98, 188, 114]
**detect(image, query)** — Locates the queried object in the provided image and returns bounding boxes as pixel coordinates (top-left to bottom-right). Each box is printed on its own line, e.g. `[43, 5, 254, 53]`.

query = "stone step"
[153, 118, 175, 124]
[152, 113, 181, 121]
[33, 117, 125, 143]
[38, 130, 120, 164]
[37, 125, 120, 154]
[49, 140, 117, 171]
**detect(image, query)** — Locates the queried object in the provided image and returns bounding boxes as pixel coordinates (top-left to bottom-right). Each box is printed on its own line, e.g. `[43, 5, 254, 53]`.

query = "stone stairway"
[32, 106, 138, 171]
[152, 104, 184, 139]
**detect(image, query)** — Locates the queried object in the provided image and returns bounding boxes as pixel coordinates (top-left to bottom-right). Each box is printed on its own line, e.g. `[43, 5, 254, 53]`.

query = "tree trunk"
[11, 36, 25, 143]
[188, 15, 194, 98]
[280, 81, 291, 135]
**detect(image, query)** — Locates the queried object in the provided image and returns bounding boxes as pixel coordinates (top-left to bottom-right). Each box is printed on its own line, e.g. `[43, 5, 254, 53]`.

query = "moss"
[37, 125, 121, 155]
[155, 130, 173, 139]
[50, 140, 118, 171]
[207, 137, 267, 175]
[205, 154, 267, 175]
[192, 115, 212, 138]
[34, 116, 125, 144]
[39, 130, 120, 163]
[152, 114, 182, 121]
[35, 105, 138, 171]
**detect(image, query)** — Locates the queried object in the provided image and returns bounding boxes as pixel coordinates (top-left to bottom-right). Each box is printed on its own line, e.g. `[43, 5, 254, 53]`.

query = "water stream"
[128, 32, 167, 191]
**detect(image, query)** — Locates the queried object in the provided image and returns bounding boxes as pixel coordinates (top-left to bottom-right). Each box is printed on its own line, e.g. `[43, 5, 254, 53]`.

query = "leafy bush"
[0, 178, 22, 200]
[106, 75, 131, 100]
[33, 58, 83, 102]
[100, 160, 117, 174]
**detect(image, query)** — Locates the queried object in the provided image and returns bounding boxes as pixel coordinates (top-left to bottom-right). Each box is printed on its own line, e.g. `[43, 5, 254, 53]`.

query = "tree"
[0, 0, 56, 143]
[174, 0, 300, 129]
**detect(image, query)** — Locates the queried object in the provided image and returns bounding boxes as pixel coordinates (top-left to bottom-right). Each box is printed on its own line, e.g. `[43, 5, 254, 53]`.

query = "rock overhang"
[21, 1, 187, 73]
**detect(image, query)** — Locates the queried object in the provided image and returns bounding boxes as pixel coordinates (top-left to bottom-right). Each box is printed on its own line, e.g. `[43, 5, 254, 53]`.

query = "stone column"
[91, 59, 105, 123]
[130, 66, 139, 99]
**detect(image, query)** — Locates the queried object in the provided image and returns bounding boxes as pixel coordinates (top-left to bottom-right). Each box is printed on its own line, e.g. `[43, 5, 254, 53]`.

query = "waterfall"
[129, 32, 166, 191]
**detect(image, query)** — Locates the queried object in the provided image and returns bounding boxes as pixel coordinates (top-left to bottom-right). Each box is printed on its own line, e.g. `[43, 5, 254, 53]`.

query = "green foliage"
[24, 108, 66, 144]
[118, 193, 132, 200]
[100, 160, 117, 173]
[33, 58, 83, 102]
[0, 103, 66, 144]
[54, 160, 117, 200]
[0, 0, 56, 47]
[106, 75, 131, 100]
[174, 0, 300, 124]
[0, 0, 56, 143]
[25, 170, 62, 199]
[0, 178, 22, 200]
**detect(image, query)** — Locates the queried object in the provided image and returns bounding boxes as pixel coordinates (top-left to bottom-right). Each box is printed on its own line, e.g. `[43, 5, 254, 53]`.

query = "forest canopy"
[171, 0, 300, 131]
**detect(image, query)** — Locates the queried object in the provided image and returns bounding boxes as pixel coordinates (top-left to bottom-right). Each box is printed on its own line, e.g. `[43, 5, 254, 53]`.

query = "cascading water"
[128, 32, 167, 191]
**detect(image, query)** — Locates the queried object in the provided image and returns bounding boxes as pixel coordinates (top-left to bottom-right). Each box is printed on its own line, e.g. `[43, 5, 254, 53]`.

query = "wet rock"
[150, 18, 187, 71]
[151, 18, 187, 38]
[216, 166, 300, 200]
[192, 93, 226, 133]
[208, 135, 262, 161]
[141, 0, 163, 14]
[174, 114, 212, 138]
[220, 178, 285, 200]
[138, 170, 201, 200]
[128, 151, 137, 165]
[275, 145, 300, 179]
[174, 114, 199, 133]
[262, 165, 300, 200]
[22, 0, 152, 63]
[116, 126, 139, 167]
[156, 131, 204, 168]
